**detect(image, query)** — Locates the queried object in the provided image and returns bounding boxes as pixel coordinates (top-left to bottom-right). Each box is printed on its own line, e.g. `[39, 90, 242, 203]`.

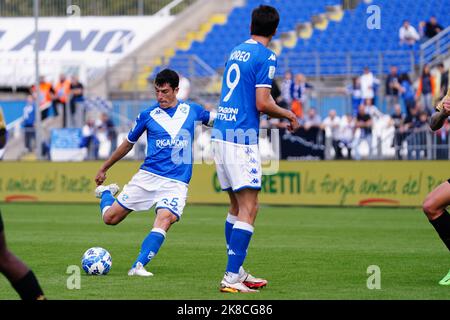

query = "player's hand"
[95, 169, 107, 186]
[286, 112, 300, 133]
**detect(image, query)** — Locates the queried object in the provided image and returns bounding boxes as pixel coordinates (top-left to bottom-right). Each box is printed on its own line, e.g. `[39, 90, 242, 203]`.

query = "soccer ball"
[81, 247, 112, 275]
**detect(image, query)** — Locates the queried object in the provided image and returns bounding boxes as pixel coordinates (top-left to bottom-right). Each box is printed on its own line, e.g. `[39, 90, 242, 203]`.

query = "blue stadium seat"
[164, 0, 449, 77]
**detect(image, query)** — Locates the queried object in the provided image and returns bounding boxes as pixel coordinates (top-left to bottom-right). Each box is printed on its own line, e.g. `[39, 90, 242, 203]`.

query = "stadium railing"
[279, 50, 418, 78]
[324, 127, 450, 161]
[420, 26, 450, 70]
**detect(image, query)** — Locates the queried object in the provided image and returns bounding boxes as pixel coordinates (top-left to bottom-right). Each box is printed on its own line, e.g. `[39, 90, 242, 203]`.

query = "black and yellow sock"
[430, 209, 450, 251]
[11, 270, 46, 300]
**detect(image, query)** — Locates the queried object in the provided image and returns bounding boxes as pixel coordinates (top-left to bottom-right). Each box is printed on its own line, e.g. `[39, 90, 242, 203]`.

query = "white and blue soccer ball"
[81, 247, 112, 275]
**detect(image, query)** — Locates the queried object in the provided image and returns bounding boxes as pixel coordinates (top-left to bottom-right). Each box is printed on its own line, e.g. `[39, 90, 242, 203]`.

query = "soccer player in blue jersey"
[94, 69, 214, 276]
[211, 5, 299, 293]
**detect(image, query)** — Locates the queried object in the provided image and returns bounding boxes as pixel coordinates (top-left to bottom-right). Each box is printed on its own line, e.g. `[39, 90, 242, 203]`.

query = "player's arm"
[95, 140, 133, 186]
[256, 87, 299, 132]
[201, 110, 216, 127]
[430, 91, 450, 131]
[95, 112, 147, 185]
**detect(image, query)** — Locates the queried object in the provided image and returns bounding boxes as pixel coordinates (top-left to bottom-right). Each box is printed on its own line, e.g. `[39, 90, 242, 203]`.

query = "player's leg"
[423, 179, 450, 285]
[128, 209, 177, 276]
[128, 179, 187, 277]
[102, 202, 132, 226]
[95, 183, 132, 225]
[213, 141, 238, 253]
[223, 191, 267, 288]
[221, 188, 260, 293]
[225, 191, 239, 251]
[0, 212, 45, 300]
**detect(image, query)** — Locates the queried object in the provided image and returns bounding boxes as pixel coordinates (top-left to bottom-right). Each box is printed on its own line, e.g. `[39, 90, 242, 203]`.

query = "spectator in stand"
[437, 63, 449, 100]
[80, 118, 99, 160]
[360, 67, 379, 106]
[403, 105, 420, 158]
[280, 71, 293, 109]
[353, 104, 373, 160]
[420, 16, 444, 42]
[347, 76, 362, 116]
[389, 104, 406, 160]
[271, 77, 285, 108]
[22, 95, 36, 153]
[363, 98, 383, 121]
[53, 74, 71, 127]
[416, 64, 437, 115]
[435, 120, 449, 160]
[69, 75, 85, 127]
[395, 73, 416, 116]
[290, 73, 313, 118]
[433, 113, 449, 159]
[298, 74, 314, 113]
[30, 76, 56, 121]
[302, 107, 321, 131]
[96, 113, 117, 156]
[322, 109, 342, 159]
[399, 20, 420, 46]
[406, 111, 429, 160]
[338, 113, 355, 159]
[385, 66, 400, 114]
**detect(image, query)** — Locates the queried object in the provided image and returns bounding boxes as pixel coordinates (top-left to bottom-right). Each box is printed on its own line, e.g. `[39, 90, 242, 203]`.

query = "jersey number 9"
[223, 63, 240, 102]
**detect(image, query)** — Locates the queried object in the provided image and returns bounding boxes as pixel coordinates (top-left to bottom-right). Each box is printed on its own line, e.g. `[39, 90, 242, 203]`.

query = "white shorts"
[211, 140, 262, 192]
[116, 170, 188, 220]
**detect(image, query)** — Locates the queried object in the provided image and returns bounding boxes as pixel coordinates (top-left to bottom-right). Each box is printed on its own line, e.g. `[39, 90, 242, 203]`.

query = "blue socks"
[132, 228, 166, 268]
[226, 221, 254, 274]
[225, 213, 237, 250]
[100, 190, 115, 217]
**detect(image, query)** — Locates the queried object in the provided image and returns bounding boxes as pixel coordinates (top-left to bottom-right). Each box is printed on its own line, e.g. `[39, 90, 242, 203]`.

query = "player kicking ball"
[94, 69, 214, 277]
[423, 88, 450, 285]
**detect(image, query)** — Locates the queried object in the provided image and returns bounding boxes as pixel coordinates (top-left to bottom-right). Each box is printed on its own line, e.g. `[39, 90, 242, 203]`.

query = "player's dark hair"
[155, 69, 179, 90]
[251, 5, 279, 37]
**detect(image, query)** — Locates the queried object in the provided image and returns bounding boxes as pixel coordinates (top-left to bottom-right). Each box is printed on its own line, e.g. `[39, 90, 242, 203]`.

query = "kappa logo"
[227, 249, 236, 256]
[148, 251, 155, 260]
[155, 109, 161, 114]
[268, 54, 276, 61]
[245, 148, 254, 155]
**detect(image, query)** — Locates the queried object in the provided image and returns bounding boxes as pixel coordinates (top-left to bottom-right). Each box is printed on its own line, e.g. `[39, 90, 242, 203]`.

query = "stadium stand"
[154, 0, 449, 78]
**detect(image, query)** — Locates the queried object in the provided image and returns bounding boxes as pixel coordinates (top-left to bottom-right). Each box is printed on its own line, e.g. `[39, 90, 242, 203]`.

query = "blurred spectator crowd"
[259, 59, 450, 161]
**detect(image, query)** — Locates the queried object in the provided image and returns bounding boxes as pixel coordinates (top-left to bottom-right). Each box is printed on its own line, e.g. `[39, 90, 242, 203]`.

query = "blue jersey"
[212, 39, 277, 145]
[127, 101, 212, 184]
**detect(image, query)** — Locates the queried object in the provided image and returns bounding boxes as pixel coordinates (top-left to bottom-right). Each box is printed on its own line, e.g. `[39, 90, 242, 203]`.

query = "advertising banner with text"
[0, 16, 174, 86]
[0, 161, 447, 207]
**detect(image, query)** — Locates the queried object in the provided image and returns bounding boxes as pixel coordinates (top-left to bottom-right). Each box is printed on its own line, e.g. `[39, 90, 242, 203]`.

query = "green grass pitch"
[0, 203, 449, 300]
